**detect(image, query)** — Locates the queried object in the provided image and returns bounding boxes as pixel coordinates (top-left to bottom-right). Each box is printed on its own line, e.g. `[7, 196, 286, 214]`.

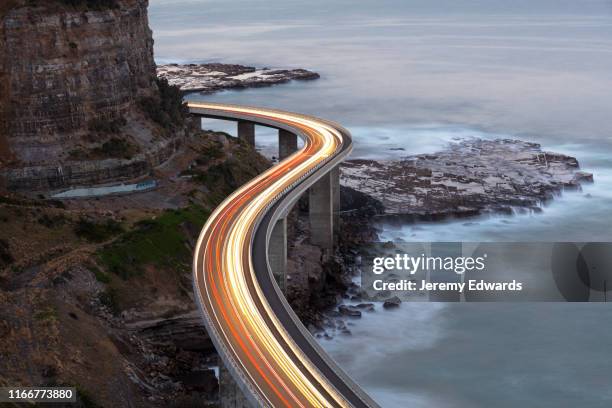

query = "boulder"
[338, 305, 362, 318]
[383, 296, 402, 309]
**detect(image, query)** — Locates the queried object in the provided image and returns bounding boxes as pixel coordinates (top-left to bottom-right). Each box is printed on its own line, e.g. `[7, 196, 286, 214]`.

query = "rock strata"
[1, 0, 157, 164]
[338, 305, 362, 318]
[125, 311, 213, 353]
[341, 139, 593, 220]
[157, 63, 320, 94]
[3, 136, 183, 191]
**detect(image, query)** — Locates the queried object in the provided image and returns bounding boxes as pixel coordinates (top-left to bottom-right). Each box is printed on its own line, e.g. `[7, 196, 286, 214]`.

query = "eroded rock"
[383, 296, 402, 309]
[341, 139, 593, 220]
[157, 63, 320, 94]
[338, 305, 362, 318]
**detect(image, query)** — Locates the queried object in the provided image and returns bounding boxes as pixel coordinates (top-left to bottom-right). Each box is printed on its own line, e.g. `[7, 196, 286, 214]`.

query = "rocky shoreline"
[341, 138, 593, 221]
[157, 63, 320, 94]
[285, 187, 384, 337]
[306, 138, 595, 341]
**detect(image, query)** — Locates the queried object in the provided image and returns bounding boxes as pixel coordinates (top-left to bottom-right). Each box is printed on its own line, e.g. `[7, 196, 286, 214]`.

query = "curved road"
[190, 102, 379, 408]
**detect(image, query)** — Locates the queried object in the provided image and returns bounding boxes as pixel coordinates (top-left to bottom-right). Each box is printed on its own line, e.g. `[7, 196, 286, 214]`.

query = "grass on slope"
[98, 205, 209, 280]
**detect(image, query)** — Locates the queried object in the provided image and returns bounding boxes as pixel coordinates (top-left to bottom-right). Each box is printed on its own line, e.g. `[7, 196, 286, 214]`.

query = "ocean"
[149, 1, 612, 406]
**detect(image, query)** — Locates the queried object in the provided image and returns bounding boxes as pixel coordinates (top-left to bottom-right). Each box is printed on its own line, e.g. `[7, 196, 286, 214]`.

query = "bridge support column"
[237, 121, 255, 146]
[309, 172, 334, 256]
[219, 361, 250, 408]
[331, 166, 341, 243]
[269, 217, 287, 293]
[279, 129, 298, 160]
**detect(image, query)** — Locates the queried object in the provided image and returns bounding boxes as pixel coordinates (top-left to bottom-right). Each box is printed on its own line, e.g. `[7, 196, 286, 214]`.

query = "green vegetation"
[93, 137, 137, 160]
[97, 288, 119, 315]
[0, 194, 65, 209]
[191, 142, 269, 206]
[199, 140, 225, 160]
[67, 148, 86, 161]
[34, 306, 58, 322]
[98, 205, 209, 280]
[37, 213, 67, 228]
[74, 218, 123, 243]
[87, 263, 111, 284]
[88, 116, 126, 134]
[85, 117, 137, 159]
[68, 137, 138, 161]
[140, 78, 187, 130]
[75, 385, 104, 408]
[94, 270, 111, 283]
[195, 160, 244, 205]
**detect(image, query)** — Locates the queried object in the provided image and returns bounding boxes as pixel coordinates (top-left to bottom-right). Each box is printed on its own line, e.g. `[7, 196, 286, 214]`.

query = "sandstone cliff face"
[1, 0, 174, 190]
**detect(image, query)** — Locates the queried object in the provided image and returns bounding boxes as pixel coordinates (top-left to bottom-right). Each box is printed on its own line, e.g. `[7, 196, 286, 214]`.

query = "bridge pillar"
[219, 361, 250, 407]
[331, 166, 340, 242]
[279, 129, 298, 160]
[237, 121, 255, 146]
[309, 172, 334, 255]
[269, 217, 287, 293]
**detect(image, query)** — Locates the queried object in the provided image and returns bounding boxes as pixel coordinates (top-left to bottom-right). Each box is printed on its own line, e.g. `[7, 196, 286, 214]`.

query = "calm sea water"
[149, 1, 612, 406]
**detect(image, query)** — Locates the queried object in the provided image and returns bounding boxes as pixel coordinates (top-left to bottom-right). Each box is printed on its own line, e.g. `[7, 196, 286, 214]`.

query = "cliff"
[0, 0, 183, 191]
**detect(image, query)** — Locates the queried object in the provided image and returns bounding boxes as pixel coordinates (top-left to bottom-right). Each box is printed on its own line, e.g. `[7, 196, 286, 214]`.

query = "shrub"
[37, 214, 66, 228]
[88, 116, 126, 134]
[199, 141, 225, 160]
[75, 386, 103, 408]
[98, 288, 119, 315]
[140, 78, 187, 130]
[88, 264, 111, 284]
[92, 137, 136, 159]
[34, 307, 58, 322]
[98, 206, 209, 280]
[74, 218, 123, 243]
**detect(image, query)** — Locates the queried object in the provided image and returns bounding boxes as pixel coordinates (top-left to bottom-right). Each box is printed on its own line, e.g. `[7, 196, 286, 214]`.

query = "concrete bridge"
[193, 110, 341, 291]
[189, 103, 378, 408]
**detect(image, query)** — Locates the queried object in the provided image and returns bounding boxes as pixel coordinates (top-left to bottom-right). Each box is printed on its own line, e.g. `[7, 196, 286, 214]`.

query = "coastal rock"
[338, 305, 362, 318]
[125, 311, 214, 353]
[355, 303, 375, 312]
[340, 185, 384, 218]
[341, 139, 594, 220]
[157, 63, 320, 94]
[383, 296, 402, 309]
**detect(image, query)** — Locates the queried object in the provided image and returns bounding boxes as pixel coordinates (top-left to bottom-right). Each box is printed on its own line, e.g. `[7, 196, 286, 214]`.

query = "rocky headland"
[341, 138, 593, 221]
[157, 63, 320, 94]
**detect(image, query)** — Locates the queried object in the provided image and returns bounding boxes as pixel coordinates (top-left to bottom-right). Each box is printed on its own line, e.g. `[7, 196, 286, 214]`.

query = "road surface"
[190, 102, 379, 408]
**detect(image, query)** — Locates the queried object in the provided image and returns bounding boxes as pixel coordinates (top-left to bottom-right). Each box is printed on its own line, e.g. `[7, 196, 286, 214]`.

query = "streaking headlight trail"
[190, 103, 379, 408]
